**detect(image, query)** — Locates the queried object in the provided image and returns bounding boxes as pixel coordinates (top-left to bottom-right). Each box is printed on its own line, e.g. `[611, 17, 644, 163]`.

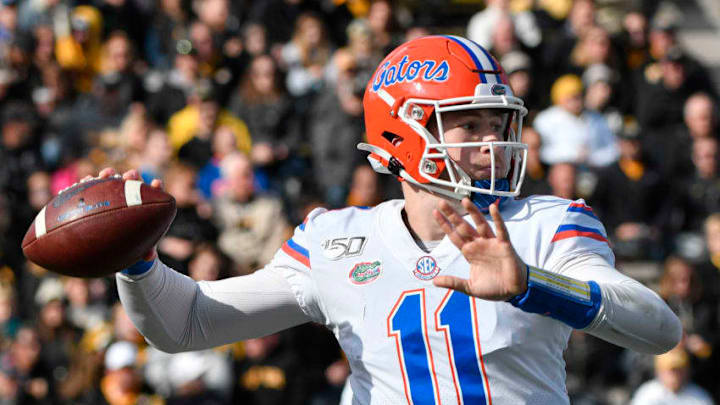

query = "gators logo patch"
[349, 261, 382, 285]
[371, 56, 449, 92]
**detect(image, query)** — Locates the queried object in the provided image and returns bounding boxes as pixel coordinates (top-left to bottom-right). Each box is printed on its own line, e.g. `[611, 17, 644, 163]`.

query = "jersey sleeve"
[543, 199, 615, 271]
[272, 207, 327, 324]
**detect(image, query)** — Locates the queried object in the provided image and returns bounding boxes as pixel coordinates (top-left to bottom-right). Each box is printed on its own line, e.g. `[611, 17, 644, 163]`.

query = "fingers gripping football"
[21, 167, 171, 277]
[432, 199, 527, 301]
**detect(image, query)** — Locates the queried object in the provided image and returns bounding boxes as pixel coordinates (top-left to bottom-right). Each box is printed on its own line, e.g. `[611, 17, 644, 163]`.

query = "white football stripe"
[124, 180, 143, 206]
[35, 206, 47, 238]
[448, 36, 500, 84]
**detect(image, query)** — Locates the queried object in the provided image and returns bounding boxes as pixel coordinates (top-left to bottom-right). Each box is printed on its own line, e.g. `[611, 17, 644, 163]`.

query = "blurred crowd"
[0, 0, 719, 404]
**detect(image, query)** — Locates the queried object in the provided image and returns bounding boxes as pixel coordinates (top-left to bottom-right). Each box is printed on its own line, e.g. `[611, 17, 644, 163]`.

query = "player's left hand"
[432, 198, 527, 301]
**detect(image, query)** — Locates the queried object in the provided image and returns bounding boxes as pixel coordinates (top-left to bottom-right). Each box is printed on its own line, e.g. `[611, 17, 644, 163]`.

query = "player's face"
[439, 109, 512, 180]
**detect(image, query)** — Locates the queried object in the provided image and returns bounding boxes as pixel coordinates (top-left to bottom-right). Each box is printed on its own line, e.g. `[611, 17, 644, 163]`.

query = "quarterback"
[110, 36, 681, 404]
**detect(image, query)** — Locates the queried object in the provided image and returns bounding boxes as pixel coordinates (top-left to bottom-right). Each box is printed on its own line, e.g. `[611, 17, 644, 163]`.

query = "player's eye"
[460, 122, 476, 131]
[490, 121, 504, 132]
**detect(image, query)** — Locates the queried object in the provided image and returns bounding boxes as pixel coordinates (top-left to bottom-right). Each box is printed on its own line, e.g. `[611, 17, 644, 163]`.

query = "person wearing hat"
[55, 5, 104, 93]
[101, 341, 164, 405]
[501, 50, 540, 113]
[533, 73, 618, 168]
[582, 63, 623, 136]
[630, 346, 713, 405]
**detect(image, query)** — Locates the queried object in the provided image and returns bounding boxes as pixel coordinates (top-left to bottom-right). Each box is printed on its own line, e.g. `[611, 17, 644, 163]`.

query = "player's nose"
[479, 133, 502, 154]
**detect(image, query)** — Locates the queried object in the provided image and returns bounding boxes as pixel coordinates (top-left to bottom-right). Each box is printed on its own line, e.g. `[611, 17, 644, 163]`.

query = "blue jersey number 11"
[388, 289, 491, 405]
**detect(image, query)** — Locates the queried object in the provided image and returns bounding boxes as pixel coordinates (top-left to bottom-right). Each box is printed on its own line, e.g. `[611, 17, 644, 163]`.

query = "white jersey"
[274, 195, 614, 405]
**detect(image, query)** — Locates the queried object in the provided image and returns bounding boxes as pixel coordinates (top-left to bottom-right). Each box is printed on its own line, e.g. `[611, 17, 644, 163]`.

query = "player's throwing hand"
[432, 198, 528, 301]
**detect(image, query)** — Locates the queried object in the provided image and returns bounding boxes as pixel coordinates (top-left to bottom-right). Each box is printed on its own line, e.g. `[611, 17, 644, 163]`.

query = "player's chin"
[470, 165, 507, 180]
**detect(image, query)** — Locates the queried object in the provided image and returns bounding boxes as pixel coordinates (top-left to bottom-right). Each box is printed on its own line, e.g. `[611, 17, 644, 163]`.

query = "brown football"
[21, 176, 176, 277]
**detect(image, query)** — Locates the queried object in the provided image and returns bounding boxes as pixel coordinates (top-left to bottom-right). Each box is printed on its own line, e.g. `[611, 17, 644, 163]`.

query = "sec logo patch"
[414, 256, 440, 280]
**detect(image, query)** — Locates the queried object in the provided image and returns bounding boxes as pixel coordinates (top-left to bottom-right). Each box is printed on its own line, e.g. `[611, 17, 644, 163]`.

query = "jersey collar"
[471, 179, 510, 213]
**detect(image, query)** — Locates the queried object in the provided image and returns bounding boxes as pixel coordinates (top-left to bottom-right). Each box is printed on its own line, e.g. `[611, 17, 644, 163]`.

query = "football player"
[110, 36, 681, 404]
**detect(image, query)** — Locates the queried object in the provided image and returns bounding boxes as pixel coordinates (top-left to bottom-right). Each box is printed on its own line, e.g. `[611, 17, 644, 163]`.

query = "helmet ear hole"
[382, 131, 404, 146]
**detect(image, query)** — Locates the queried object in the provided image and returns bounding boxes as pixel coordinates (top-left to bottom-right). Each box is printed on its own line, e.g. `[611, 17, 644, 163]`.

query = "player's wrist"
[508, 265, 602, 329]
[121, 257, 156, 276]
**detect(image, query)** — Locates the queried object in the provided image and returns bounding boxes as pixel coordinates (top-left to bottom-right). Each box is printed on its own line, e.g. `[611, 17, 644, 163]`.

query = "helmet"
[358, 35, 528, 201]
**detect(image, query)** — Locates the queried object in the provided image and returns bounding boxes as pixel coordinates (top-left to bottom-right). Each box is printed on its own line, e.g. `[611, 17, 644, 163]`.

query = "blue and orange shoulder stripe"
[551, 201, 609, 244]
[281, 216, 311, 268]
[280, 206, 372, 269]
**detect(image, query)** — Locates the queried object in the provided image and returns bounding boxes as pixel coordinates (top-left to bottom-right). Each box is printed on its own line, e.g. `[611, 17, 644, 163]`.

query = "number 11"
[388, 289, 492, 405]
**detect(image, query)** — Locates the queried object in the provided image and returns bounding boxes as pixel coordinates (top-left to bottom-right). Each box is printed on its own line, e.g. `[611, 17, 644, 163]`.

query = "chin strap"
[471, 179, 509, 212]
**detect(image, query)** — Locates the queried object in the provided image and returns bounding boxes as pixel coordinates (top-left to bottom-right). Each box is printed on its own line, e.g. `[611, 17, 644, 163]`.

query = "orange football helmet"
[358, 35, 528, 201]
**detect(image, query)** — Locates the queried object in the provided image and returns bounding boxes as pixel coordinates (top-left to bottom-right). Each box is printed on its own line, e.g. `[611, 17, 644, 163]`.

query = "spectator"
[636, 48, 697, 134]
[1, 103, 43, 272]
[0, 0, 18, 52]
[346, 165, 382, 207]
[95, 0, 147, 51]
[0, 286, 20, 348]
[658, 256, 719, 393]
[106, 104, 153, 170]
[280, 12, 332, 99]
[500, 50, 540, 114]
[110, 303, 143, 346]
[145, 0, 188, 68]
[251, 0, 316, 49]
[326, 18, 381, 86]
[54, 5, 103, 93]
[466, 0, 541, 50]
[543, 0, 596, 80]
[365, 0, 401, 54]
[547, 162, 576, 200]
[33, 279, 81, 396]
[534, 74, 618, 167]
[618, 11, 650, 73]
[0, 325, 54, 405]
[518, 127, 551, 197]
[233, 333, 306, 405]
[630, 346, 713, 405]
[97, 31, 144, 106]
[570, 25, 619, 77]
[675, 137, 720, 233]
[653, 93, 719, 179]
[213, 153, 288, 273]
[100, 341, 162, 405]
[145, 338, 234, 403]
[644, 17, 716, 98]
[196, 125, 241, 199]
[308, 48, 365, 207]
[698, 214, 720, 298]
[582, 63, 623, 137]
[168, 81, 251, 169]
[17, 0, 63, 33]
[242, 22, 268, 58]
[147, 39, 201, 125]
[589, 126, 668, 260]
[63, 277, 107, 331]
[56, 342, 105, 404]
[159, 162, 218, 273]
[229, 54, 295, 167]
[187, 243, 225, 281]
[138, 129, 172, 185]
[165, 351, 228, 405]
[488, 15, 522, 61]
